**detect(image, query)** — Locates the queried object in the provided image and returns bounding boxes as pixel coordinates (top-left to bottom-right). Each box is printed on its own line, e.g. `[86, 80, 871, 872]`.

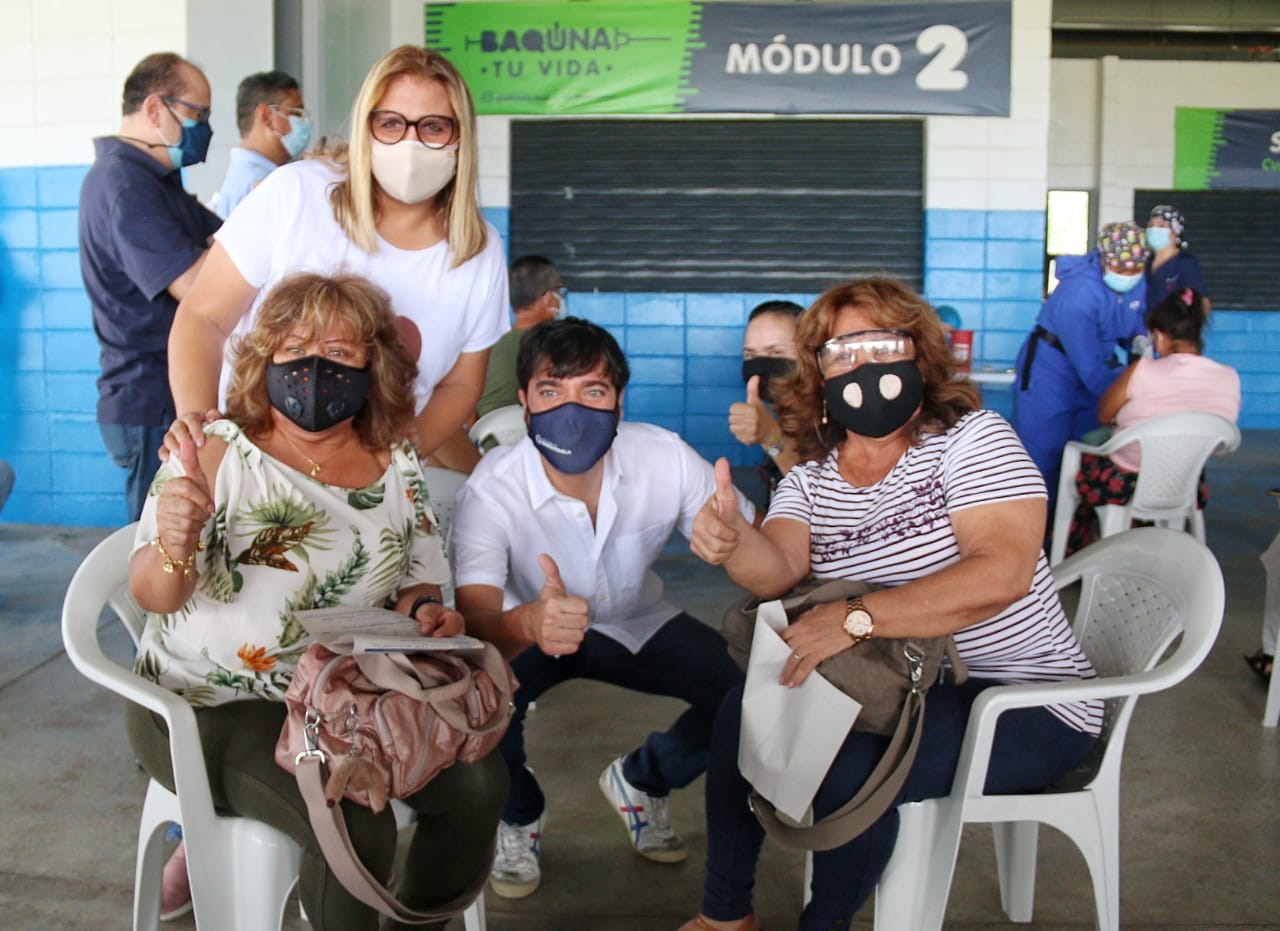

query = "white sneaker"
[489, 814, 544, 898]
[598, 756, 687, 863]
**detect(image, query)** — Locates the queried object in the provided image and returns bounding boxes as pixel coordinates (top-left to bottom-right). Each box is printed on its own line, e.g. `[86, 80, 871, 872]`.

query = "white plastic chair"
[1262, 493, 1280, 727]
[1050, 411, 1240, 565]
[468, 404, 527, 452]
[850, 528, 1224, 931]
[61, 522, 487, 931]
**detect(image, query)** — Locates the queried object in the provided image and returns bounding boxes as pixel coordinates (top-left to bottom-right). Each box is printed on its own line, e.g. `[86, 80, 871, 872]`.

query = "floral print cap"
[1097, 220, 1150, 272]
[1148, 204, 1187, 247]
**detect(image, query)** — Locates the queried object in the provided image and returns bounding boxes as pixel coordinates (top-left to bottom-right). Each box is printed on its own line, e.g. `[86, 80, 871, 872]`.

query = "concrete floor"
[2, 431, 1279, 930]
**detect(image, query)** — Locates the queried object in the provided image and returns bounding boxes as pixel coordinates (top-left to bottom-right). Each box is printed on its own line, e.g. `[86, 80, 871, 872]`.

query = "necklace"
[278, 430, 326, 478]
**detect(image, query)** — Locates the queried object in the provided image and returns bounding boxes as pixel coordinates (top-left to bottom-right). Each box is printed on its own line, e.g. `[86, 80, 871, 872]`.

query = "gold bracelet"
[152, 536, 205, 578]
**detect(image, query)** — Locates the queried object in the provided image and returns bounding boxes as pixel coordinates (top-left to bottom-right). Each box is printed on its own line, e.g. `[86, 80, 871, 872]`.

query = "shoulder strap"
[296, 757, 487, 923]
[750, 684, 926, 851]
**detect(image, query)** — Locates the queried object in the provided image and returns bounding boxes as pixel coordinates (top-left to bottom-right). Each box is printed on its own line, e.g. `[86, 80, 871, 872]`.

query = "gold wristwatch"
[842, 596, 875, 645]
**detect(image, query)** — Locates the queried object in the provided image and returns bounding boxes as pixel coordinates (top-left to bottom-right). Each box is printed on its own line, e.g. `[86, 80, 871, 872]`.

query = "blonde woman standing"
[167, 46, 508, 459]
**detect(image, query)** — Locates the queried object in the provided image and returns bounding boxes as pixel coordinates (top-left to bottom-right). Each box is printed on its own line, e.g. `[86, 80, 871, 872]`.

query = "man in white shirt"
[452, 317, 753, 899]
[215, 70, 309, 218]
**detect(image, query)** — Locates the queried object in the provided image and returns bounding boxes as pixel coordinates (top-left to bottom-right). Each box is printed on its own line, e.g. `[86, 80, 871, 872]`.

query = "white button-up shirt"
[452, 421, 754, 653]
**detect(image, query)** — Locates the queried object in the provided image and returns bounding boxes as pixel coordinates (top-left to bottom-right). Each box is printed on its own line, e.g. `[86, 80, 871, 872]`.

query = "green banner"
[426, 3, 699, 114]
[425, 1, 1012, 116]
[1175, 106, 1280, 191]
[1174, 108, 1223, 191]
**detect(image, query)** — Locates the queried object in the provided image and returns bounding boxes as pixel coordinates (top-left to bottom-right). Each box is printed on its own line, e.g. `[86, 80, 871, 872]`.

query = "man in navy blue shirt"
[79, 52, 221, 521]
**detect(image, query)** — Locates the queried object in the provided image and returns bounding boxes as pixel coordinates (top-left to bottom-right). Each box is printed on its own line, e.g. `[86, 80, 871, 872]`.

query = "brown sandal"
[679, 914, 762, 931]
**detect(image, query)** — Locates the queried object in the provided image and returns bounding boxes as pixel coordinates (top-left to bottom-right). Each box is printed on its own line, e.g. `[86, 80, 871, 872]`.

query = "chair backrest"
[468, 404, 527, 452]
[1051, 527, 1225, 749]
[1112, 412, 1240, 519]
[423, 466, 469, 550]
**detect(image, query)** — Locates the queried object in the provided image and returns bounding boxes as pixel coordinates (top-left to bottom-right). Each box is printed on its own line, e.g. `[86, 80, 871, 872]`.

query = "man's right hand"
[158, 409, 221, 462]
[690, 457, 748, 565]
[523, 553, 591, 656]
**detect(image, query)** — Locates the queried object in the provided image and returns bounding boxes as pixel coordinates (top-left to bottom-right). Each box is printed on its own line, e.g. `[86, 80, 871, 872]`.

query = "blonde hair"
[226, 273, 418, 449]
[327, 45, 486, 266]
[776, 277, 981, 460]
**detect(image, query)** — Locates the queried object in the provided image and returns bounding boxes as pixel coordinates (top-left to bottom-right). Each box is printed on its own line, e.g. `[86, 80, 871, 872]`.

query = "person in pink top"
[1066, 288, 1240, 555]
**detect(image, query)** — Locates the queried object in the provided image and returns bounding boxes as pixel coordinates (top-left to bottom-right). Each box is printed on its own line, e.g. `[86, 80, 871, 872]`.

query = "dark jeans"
[126, 698, 508, 931]
[100, 422, 169, 522]
[701, 679, 1097, 930]
[500, 612, 745, 825]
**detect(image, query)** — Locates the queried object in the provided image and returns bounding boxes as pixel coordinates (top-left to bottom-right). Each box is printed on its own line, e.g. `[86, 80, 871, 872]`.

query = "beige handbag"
[723, 578, 966, 850]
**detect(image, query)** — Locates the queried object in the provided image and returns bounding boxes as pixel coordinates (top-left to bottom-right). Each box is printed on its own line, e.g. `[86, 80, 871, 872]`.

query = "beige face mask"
[369, 139, 457, 204]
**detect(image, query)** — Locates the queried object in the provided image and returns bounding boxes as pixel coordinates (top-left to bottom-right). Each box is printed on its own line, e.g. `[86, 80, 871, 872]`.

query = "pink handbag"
[275, 642, 515, 923]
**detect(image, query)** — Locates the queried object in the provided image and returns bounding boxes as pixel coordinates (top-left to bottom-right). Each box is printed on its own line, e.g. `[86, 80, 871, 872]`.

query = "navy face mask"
[527, 402, 619, 474]
[823, 360, 924, 439]
[741, 357, 794, 404]
[267, 355, 372, 432]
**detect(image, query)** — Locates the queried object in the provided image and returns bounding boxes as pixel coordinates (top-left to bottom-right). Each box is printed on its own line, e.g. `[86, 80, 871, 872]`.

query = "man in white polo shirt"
[452, 316, 754, 899]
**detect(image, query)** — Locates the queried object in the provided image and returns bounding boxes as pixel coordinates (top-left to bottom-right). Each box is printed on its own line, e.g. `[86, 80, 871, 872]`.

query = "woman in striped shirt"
[681, 277, 1102, 931]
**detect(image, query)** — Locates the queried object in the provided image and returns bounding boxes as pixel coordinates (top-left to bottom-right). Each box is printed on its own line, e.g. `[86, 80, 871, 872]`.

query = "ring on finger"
[792, 651, 804, 661]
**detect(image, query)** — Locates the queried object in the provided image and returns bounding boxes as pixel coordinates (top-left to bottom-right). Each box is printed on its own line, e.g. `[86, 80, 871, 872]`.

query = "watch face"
[844, 607, 873, 638]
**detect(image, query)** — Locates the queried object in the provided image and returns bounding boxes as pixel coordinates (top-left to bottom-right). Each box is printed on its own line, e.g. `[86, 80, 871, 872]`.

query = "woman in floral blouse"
[125, 272, 506, 931]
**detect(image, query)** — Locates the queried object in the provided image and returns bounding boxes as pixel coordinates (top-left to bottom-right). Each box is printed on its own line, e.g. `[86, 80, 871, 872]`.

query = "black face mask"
[741, 357, 794, 404]
[822, 360, 924, 439]
[266, 356, 372, 432]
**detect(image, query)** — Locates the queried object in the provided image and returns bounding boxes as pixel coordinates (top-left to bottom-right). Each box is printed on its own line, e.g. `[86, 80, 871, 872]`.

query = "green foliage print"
[367, 518, 415, 597]
[347, 481, 385, 510]
[198, 503, 236, 602]
[235, 487, 334, 571]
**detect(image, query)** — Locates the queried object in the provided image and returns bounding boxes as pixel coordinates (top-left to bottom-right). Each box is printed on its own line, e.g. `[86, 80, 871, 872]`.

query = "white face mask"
[369, 139, 457, 205]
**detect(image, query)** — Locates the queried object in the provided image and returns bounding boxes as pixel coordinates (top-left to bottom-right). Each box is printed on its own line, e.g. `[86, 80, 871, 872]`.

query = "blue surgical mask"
[527, 402, 618, 474]
[157, 107, 213, 168]
[1104, 270, 1143, 294]
[278, 114, 312, 159]
[1144, 226, 1172, 251]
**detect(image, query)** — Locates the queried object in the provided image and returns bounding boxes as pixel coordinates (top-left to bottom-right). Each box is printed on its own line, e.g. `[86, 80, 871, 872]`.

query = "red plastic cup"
[950, 329, 973, 373]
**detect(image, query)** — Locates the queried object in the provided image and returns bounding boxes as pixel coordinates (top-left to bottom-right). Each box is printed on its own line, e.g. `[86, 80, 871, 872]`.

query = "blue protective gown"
[1145, 249, 1207, 312]
[1011, 251, 1147, 512]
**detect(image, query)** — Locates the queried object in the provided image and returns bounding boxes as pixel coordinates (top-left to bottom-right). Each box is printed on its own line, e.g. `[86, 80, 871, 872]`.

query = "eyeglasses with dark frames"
[368, 110, 458, 148]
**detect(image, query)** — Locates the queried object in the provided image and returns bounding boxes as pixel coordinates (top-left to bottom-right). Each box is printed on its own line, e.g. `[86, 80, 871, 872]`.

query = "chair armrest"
[946, 670, 1169, 800]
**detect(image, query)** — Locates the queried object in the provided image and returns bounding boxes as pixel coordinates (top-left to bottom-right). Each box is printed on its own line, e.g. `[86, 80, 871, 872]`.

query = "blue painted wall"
[2, 169, 1277, 525]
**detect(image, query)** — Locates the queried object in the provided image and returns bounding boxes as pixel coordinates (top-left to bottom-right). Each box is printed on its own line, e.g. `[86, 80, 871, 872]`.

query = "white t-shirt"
[769, 410, 1102, 736]
[451, 422, 756, 653]
[214, 158, 510, 412]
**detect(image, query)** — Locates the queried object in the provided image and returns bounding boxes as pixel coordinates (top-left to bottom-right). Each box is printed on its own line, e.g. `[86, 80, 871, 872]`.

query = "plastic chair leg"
[1264, 667, 1280, 727]
[134, 780, 182, 931]
[464, 893, 487, 931]
[874, 800, 938, 931]
[993, 820, 1039, 922]
[1190, 509, 1206, 544]
[1096, 504, 1129, 541]
[226, 819, 301, 931]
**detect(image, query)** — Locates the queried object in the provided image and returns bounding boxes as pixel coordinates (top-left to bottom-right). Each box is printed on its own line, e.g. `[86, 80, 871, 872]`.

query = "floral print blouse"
[133, 420, 450, 708]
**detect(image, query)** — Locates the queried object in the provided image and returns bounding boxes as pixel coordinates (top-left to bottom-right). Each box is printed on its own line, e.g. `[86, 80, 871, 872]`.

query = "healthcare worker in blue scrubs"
[1145, 204, 1209, 314]
[1012, 221, 1151, 521]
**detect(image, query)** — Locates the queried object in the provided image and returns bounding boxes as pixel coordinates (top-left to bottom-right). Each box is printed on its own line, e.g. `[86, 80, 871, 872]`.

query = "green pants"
[126, 699, 508, 931]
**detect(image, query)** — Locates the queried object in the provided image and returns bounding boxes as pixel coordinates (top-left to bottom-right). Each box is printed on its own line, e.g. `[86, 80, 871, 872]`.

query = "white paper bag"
[737, 599, 862, 822]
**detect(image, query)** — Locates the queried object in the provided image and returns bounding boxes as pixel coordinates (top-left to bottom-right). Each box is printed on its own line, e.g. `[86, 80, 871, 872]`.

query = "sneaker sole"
[598, 766, 689, 864]
[634, 844, 688, 864]
[489, 874, 541, 898]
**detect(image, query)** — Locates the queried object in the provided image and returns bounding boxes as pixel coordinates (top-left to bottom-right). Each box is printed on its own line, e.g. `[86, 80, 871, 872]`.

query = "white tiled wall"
[923, 0, 1052, 212]
[0, 0, 186, 169]
[1050, 56, 1280, 221]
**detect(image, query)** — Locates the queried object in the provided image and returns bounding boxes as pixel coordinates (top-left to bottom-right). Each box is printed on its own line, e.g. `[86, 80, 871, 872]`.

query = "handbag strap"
[295, 755, 488, 923]
[749, 677, 927, 851]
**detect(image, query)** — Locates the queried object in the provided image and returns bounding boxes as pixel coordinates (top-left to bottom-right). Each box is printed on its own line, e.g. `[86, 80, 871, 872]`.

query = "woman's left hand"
[415, 603, 465, 638]
[778, 601, 853, 687]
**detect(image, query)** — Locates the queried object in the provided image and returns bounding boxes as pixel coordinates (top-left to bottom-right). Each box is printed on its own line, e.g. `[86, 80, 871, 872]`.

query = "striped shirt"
[768, 410, 1102, 736]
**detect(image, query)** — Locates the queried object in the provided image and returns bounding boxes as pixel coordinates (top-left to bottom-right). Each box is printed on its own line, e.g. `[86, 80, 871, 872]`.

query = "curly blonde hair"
[775, 277, 981, 460]
[225, 273, 418, 449]
[326, 45, 485, 265]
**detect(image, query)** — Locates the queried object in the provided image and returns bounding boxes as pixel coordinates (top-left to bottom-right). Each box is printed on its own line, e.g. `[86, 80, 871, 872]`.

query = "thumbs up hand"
[154, 436, 215, 567]
[691, 458, 748, 566]
[525, 553, 591, 656]
[729, 375, 784, 455]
